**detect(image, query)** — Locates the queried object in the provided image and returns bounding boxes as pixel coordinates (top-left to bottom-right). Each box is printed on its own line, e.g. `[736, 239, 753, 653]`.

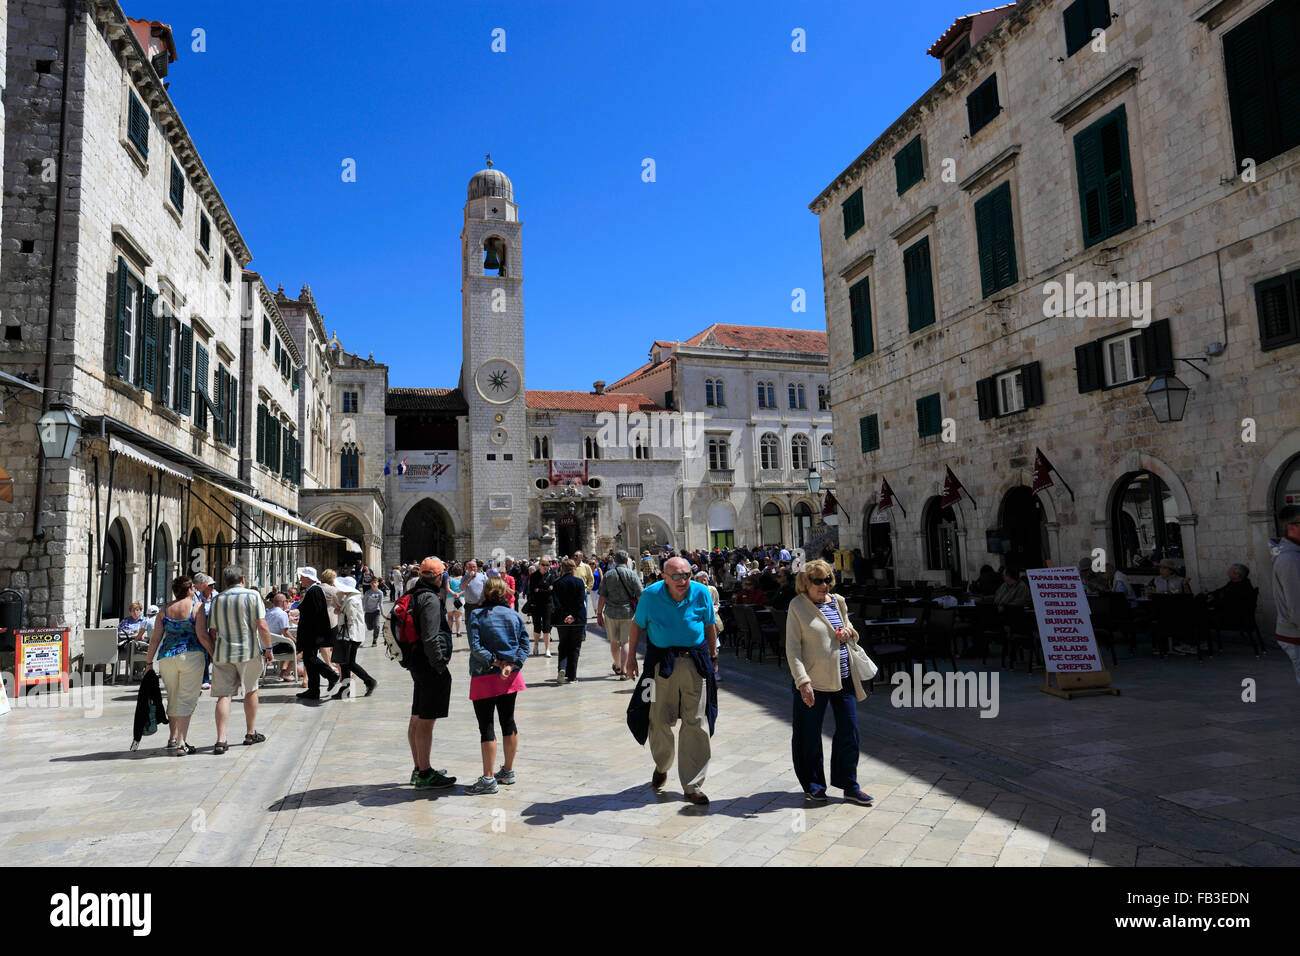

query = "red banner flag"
[940, 466, 973, 509]
[822, 489, 839, 518]
[1032, 447, 1055, 494]
[880, 479, 895, 510]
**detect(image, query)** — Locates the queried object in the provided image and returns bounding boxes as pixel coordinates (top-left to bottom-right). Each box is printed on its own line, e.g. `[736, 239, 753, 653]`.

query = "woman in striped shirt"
[784, 559, 873, 806]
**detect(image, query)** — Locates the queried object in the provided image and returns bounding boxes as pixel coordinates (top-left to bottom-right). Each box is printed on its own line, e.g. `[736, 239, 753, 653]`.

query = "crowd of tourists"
[128, 503, 1300, 807]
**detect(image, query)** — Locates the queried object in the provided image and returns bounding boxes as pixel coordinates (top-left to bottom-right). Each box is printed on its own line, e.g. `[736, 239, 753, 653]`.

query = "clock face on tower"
[474, 359, 522, 405]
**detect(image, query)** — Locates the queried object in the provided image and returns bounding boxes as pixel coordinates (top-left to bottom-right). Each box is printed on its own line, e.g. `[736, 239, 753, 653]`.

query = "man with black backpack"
[596, 549, 642, 680]
[396, 557, 456, 789]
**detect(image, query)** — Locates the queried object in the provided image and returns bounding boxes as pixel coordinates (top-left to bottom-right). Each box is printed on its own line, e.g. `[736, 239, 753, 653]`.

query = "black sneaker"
[844, 787, 874, 806]
[806, 786, 828, 802]
[414, 769, 457, 790]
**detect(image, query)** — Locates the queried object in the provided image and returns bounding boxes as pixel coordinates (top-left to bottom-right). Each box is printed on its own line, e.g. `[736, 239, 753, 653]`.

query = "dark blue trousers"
[792, 674, 859, 792]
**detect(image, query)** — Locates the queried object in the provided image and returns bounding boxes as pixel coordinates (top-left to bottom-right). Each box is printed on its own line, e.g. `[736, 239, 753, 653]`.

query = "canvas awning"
[109, 435, 194, 481]
[196, 476, 362, 552]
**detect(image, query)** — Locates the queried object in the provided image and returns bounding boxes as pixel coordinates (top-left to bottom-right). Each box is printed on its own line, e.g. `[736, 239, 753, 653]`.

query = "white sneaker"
[545, 650, 552, 658]
[556, 671, 564, 685]
[1173, 643, 1197, 655]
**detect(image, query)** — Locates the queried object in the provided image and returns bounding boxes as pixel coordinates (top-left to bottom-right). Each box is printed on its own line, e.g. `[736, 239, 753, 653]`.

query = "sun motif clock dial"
[474, 359, 521, 405]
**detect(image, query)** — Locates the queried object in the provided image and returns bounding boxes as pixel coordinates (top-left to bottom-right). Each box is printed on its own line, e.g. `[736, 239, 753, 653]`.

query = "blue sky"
[163, 0, 978, 389]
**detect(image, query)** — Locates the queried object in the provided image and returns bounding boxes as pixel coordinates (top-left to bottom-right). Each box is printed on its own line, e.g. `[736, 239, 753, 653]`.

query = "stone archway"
[400, 498, 455, 564]
[998, 485, 1047, 571]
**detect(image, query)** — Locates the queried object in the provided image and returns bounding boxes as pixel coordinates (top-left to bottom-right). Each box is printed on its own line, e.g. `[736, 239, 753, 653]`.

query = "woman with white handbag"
[785, 559, 876, 806]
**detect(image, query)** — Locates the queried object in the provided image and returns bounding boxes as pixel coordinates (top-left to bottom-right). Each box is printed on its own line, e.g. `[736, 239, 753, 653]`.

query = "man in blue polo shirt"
[626, 556, 718, 806]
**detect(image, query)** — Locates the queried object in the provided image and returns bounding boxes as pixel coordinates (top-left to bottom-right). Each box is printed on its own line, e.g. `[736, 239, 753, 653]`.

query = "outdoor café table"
[860, 617, 918, 627]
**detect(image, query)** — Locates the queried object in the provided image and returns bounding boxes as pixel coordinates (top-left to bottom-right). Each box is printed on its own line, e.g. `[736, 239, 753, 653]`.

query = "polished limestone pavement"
[1, 621, 1297, 867]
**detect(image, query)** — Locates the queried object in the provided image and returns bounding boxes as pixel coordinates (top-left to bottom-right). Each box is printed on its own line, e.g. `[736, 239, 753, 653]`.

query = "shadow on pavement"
[520, 786, 799, 823]
[270, 782, 458, 812]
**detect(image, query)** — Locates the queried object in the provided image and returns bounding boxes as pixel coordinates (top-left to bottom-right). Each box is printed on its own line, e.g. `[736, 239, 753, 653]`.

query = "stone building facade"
[608, 325, 835, 553]
[810, 0, 1300, 622]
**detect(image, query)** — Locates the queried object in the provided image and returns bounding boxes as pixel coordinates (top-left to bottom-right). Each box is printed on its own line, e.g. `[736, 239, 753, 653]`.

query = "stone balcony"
[706, 468, 735, 487]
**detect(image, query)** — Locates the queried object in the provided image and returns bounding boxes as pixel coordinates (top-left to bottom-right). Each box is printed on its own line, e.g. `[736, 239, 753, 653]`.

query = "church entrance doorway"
[557, 512, 580, 558]
[401, 499, 455, 563]
[999, 486, 1046, 571]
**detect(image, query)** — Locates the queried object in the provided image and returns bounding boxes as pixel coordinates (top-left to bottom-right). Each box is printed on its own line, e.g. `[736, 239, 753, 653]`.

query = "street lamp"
[1144, 358, 1209, 423]
[1144, 375, 1190, 423]
[36, 402, 81, 460]
[806, 464, 822, 495]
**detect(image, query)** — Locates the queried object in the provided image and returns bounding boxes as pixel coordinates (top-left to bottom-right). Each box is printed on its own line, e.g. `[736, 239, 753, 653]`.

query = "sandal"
[181, 742, 197, 755]
[213, 741, 229, 755]
[243, 732, 266, 746]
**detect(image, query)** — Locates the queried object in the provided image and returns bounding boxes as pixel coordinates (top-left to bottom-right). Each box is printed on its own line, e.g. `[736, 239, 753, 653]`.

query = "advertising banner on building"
[15, 627, 70, 692]
[1026, 567, 1104, 673]
[549, 459, 588, 487]
[396, 451, 457, 493]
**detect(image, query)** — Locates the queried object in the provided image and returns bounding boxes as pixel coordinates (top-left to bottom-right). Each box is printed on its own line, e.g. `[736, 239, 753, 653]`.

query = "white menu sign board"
[1026, 567, 1104, 673]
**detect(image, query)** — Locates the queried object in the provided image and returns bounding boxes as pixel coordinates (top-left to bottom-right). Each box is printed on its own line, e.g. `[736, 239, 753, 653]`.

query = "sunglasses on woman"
[808, 576, 833, 586]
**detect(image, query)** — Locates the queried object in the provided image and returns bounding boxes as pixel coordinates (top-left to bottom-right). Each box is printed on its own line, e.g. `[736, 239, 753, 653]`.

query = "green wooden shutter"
[178, 324, 193, 415]
[842, 188, 864, 238]
[895, 137, 924, 195]
[904, 237, 936, 332]
[1022, 361, 1045, 407]
[1223, 4, 1295, 167]
[991, 184, 1018, 291]
[1256, 274, 1299, 350]
[194, 343, 209, 427]
[262, 317, 271, 349]
[169, 160, 184, 212]
[1141, 318, 1174, 375]
[1274, 0, 1300, 160]
[158, 313, 173, 406]
[113, 258, 130, 377]
[256, 406, 265, 463]
[859, 415, 880, 453]
[214, 365, 226, 443]
[1063, 0, 1089, 56]
[1075, 119, 1106, 247]
[849, 277, 873, 358]
[1075, 341, 1103, 393]
[976, 377, 996, 420]
[140, 288, 157, 392]
[974, 192, 998, 297]
[128, 92, 149, 157]
[227, 374, 238, 447]
[917, 393, 941, 437]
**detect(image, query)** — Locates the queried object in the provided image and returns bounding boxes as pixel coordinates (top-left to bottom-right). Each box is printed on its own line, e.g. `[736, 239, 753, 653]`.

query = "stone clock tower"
[461, 159, 529, 559]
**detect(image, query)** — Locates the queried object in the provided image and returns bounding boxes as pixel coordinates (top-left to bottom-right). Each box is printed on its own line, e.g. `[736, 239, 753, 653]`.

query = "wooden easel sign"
[1025, 567, 1119, 699]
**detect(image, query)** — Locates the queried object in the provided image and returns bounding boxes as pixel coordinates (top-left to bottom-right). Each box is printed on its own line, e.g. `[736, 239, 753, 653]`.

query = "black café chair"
[921, 607, 958, 672]
[753, 606, 781, 665]
[1210, 586, 1264, 656]
[1000, 606, 1041, 673]
[1085, 594, 1122, 667]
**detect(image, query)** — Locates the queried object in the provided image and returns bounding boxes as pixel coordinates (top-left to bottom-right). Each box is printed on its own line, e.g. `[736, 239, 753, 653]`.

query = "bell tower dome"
[461, 156, 528, 559]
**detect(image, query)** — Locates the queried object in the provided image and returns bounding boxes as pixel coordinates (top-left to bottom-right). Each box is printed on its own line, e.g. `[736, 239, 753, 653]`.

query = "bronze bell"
[483, 248, 501, 271]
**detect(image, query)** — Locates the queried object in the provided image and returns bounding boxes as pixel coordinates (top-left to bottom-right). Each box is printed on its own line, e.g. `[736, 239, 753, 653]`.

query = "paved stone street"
[3, 619, 1298, 867]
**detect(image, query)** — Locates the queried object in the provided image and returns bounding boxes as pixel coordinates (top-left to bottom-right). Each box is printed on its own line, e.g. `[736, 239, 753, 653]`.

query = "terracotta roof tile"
[607, 360, 658, 390]
[926, 4, 1015, 57]
[386, 387, 467, 413]
[526, 391, 661, 412]
[682, 324, 828, 354]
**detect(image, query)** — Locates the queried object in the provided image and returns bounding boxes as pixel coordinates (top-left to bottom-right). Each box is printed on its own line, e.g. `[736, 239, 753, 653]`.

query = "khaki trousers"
[649, 658, 710, 794]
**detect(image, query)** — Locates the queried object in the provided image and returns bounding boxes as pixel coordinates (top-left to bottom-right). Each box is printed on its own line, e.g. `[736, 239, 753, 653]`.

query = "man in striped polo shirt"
[207, 566, 273, 754]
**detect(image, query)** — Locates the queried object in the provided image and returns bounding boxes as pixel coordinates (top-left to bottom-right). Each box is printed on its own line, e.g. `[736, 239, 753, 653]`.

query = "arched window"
[340, 442, 359, 488]
[788, 383, 798, 409]
[798, 384, 807, 409]
[762, 503, 784, 546]
[791, 434, 810, 471]
[760, 433, 781, 470]
[708, 437, 729, 471]
[482, 237, 507, 277]
[757, 380, 775, 409]
[714, 379, 725, 406]
[818, 385, 830, 411]
[794, 502, 813, 547]
[584, 435, 601, 459]
[1111, 470, 1182, 572]
[821, 433, 834, 464]
[705, 379, 716, 406]
[789, 383, 807, 409]
[533, 435, 551, 460]
[633, 440, 649, 460]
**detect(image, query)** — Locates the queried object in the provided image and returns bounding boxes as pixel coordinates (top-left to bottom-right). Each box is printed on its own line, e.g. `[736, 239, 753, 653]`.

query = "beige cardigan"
[785, 593, 868, 701]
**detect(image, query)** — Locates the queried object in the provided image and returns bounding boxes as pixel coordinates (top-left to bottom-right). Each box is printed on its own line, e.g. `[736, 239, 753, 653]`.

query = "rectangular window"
[859, 414, 880, 453]
[966, 74, 1001, 136]
[903, 236, 937, 332]
[112, 257, 142, 383]
[916, 393, 942, 438]
[1063, 0, 1110, 57]
[177, 324, 193, 415]
[127, 91, 149, 157]
[849, 276, 873, 359]
[169, 160, 184, 213]
[223, 252, 232, 284]
[1224, 0, 1300, 169]
[137, 288, 157, 392]
[1256, 270, 1300, 351]
[199, 214, 211, 253]
[256, 405, 266, 464]
[1103, 330, 1144, 385]
[894, 136, 925, 195]
[262, 317, 271, 349]
[974, 181, 1018, 297]
[342, 391, 358, 413]
[996, 369, 1024, 415]
[842, 187, 865, 238]
[157, 311, 176, 407]
[757, 383, 767, 409]
[708, 439, 729, 470]
[1074, 105, 1136, 248]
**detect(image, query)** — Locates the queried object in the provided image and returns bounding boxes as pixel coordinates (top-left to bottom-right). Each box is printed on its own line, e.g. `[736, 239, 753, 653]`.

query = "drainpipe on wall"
[32, 0, 78, 540]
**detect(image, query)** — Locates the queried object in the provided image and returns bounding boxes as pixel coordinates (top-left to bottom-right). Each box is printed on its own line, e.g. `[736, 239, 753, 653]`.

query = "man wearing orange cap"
[406, 557, 456, 789]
